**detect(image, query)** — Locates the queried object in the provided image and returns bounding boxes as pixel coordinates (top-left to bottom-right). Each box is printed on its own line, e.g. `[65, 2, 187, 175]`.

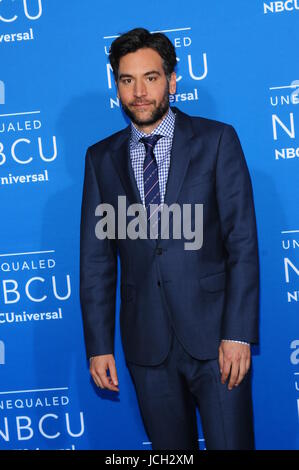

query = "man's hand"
[89, 354, 119, 392]
[218, 341, 251, 391]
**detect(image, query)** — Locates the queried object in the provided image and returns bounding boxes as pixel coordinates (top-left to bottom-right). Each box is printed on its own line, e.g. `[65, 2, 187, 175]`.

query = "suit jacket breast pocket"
[184, 171, 215, 188]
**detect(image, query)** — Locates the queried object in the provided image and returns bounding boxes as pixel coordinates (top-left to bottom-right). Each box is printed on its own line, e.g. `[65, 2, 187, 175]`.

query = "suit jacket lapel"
[111, 127, 156, 247]
[111, 127, 143, 206]
[160, 108, 196, 244]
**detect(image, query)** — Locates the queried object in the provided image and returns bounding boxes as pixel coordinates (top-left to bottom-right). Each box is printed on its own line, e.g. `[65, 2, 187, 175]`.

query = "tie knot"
[140, 134, 162, 150]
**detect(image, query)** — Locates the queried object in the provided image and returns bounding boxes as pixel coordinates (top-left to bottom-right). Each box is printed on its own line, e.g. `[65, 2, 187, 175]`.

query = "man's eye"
[147, 76, 156, 82]
[122, 79, 132, 84]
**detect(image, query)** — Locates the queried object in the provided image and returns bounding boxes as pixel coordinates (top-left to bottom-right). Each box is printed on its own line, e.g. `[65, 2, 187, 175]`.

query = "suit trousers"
[126, 328, 255, 450]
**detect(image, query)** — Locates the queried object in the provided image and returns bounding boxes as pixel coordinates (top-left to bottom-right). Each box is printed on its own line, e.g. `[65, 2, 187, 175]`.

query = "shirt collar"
[130, 106, 176, 146]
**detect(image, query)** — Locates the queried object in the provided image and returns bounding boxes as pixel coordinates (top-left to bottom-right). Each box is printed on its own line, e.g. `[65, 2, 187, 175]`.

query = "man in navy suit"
[80, 28, 259, 450]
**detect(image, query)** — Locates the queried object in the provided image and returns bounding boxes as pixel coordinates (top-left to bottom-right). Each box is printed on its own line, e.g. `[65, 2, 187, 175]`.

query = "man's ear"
[169, 72, 177, 95]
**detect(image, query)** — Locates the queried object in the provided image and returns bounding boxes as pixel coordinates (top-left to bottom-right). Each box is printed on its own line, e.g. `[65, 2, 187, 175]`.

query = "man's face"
[116, 47, 176, 132]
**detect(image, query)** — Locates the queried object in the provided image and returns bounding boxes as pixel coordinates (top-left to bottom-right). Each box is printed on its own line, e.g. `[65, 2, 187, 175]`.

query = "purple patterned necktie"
[140, 135, 163, 239]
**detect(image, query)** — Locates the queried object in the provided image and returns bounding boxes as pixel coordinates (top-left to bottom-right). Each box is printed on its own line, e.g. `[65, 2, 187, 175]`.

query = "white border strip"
[269, 85, 298, 91]
[0, 387, 69, 395]
[103, 27, 191, 39]
[0, 111, 41, 118]
[0, 250, 55, 257]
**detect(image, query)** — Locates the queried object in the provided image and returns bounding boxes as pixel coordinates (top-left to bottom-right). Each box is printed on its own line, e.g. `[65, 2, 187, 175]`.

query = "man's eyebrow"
[118, 70, 161, 80]
[118, 73, 134, 80]
[144, 70, 161, 76]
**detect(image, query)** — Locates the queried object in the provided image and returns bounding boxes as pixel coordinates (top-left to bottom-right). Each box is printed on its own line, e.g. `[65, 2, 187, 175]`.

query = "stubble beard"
[120, 83, 170, 128]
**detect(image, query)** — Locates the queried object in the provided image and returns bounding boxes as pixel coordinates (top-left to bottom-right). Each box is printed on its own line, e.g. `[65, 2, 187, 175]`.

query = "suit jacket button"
[156, 247, 163, 255]
[157, 281, 161, 287]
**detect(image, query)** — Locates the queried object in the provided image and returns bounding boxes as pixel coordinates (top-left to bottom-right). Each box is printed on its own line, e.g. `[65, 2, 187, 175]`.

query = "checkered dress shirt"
[129, 106, 175, 208]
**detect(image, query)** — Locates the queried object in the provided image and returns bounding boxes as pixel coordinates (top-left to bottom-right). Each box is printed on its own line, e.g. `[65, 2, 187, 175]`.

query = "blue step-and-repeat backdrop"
[0, 0, 298, 450]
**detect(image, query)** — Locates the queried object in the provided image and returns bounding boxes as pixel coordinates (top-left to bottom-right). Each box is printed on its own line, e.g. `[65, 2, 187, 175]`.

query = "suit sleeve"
[80, 148, 118, 359]
[216, 125, 259, 344]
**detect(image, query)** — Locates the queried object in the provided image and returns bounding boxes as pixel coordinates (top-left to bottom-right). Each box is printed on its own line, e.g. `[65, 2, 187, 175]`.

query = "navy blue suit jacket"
[80, 106, 259, 366]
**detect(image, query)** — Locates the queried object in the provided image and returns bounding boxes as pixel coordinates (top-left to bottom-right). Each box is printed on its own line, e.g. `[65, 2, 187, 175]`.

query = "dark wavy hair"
[109, 28, 177, 81]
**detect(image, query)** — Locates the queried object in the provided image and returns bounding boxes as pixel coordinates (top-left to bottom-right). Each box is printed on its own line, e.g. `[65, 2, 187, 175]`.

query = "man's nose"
[134, 79, 147, 97]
